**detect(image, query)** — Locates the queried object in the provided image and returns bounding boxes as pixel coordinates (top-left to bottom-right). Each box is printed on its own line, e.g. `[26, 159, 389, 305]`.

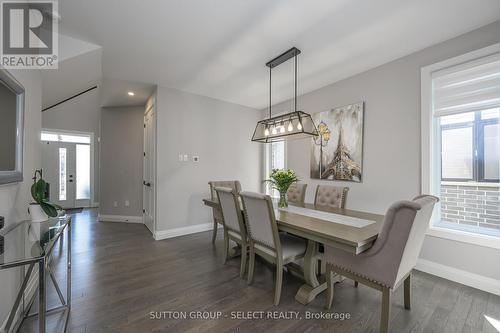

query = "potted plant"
[264, 169, 299, 208]
[29, 169, 62, 222]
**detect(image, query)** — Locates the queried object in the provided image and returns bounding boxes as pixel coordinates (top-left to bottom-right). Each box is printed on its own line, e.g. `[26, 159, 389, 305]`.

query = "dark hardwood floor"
[19, 209, 500, 332]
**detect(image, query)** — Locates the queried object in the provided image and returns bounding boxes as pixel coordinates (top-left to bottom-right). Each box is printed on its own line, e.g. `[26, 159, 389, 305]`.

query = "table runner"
[277, 205, 375, 228]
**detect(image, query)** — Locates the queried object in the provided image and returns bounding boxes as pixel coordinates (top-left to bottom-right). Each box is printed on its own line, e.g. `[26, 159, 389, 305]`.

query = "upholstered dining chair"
[239, 191, 307, 306]
[287, 183, 307, 205]
[314, 185, 349, 208]
[208, 180, 241, 243]
[215, 187, 248, 278]
[324, 195, 439, 333]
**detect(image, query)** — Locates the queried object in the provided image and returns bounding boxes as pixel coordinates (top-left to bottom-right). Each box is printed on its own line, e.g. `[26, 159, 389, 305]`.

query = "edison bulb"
[288, 122, 293, 132]
[264, 128, 270, 136]
[280, 126, 285, 133]
[297, 121, 303, 130]
[271, 127, 277, 135]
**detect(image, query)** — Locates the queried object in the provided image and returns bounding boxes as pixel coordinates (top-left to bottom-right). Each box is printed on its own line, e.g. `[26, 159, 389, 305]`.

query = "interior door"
[42, 141, 76, 208]
[143, 104, 156, 234]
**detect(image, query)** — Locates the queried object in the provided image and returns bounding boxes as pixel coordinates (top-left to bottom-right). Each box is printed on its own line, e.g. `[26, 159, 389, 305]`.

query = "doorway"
[143, 103, 156, 234]
[41, 130, 93, 209]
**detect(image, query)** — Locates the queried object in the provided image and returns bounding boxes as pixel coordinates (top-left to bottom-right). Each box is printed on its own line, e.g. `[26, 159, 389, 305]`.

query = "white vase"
[28, 204, 49, 223]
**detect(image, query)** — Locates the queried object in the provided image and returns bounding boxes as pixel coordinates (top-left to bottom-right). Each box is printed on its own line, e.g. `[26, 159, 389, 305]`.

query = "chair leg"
[354, 281, 359, 288]
[404, 274, 411, 310]
[380, 287, 392, 333]
[325, 265, 334, 309]
[247, 244, 255, 285]
[239, 242, 247, 279]
[222, 231, 229, 264]
[274, 262, 283, 306]
[211, 220, 218, 244]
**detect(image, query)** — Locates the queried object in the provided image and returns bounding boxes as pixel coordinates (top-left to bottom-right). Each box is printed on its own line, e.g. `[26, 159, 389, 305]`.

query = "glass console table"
[0, 215, 71, 333]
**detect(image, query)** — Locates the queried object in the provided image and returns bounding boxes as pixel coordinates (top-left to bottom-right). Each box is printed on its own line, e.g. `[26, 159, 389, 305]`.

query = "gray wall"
[0, 70, 42, 329]
[268, 20, 500, 280]
[155, 86, 261, 232]
[100, 106, 144, 216]
[42, 87, 101, 204]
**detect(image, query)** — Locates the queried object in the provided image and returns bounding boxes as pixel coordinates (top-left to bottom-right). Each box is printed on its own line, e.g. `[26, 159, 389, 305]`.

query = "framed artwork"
[310, 102, 364, 182]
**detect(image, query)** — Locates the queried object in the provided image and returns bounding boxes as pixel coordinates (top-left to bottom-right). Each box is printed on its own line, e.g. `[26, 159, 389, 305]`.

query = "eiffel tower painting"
[310, 102, 364, 182]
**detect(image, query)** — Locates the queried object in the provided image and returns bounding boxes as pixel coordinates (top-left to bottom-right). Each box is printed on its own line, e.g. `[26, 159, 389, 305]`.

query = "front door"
[143, 104, 156, 234]
[42, 141, 77, 208]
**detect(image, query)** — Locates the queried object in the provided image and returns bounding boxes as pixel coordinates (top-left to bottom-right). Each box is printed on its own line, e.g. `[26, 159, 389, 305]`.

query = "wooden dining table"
[202, 198, 384, 305]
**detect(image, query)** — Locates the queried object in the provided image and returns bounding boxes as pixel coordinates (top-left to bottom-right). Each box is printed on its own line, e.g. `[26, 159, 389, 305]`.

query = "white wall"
[0, 69, 42, 329]
[155, 86, 261, 233]
[99, 106, 144, 217]
[41, 87, 101, 205]
[268, 21, 500, 284]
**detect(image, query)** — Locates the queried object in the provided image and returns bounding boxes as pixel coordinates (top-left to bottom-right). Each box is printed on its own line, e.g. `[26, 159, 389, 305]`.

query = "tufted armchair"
[286, 183, 307, 205]
[314, 185, 349, 208]
[208, 180, 242, 243]
[324, 195, 438, 333]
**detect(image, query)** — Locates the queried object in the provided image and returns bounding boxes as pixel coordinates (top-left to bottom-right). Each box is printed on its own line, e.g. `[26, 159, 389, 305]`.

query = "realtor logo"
[1, 0, 58, 68]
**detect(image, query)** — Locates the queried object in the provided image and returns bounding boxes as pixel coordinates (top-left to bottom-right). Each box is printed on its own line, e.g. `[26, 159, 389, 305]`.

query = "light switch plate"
[183, 154, 188, 161]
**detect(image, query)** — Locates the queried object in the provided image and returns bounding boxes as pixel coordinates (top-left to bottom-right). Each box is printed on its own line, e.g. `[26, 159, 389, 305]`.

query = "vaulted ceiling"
[57, 0, 500, 109]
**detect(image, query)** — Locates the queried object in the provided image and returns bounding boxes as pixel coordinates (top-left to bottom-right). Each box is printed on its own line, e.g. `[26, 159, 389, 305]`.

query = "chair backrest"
[239, 191, 280, 251]
[395, 195, 439, 284]
[314, 185, 349, 208]
[208, 180, 241, 200]
[362, 195, 438, 288]
[287, 183, 307, 205]
[215, 187, 244, 234]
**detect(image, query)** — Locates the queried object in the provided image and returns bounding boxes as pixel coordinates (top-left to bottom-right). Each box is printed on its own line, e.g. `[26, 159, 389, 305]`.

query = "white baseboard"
[98, 214, 143, 224]
[416, 258, 500, 296]
[154, 222, 221, 241]
[91, 202, 99, 208]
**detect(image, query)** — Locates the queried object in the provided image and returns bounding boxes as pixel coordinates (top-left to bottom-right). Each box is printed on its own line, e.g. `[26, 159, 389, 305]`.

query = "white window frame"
[264, 141, 287, 197]
[421, 43, 500, 250]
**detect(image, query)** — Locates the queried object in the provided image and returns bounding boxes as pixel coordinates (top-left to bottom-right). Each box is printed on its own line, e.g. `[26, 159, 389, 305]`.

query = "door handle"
[143, 181, 151, 187]
[68, 179, 73, 183]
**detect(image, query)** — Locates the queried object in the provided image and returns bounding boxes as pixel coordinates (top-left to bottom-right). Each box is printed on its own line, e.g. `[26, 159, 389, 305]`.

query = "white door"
[143, 104, 156, 234]
[41, 134, 92, 209]
[42, 142, 76, 208]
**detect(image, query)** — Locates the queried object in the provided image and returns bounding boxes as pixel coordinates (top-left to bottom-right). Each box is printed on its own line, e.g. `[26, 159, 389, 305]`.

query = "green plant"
[264, 168, 299, 193]
[31, 169, 62, 217]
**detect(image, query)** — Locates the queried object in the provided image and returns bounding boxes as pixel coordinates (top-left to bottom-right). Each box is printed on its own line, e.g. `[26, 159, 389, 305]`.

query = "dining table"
[203, 197, 384, 305]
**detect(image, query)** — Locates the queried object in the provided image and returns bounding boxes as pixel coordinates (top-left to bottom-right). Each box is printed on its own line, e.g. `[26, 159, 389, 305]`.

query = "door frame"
[143, 101, 157, 235]
[41, 128, 96, 207]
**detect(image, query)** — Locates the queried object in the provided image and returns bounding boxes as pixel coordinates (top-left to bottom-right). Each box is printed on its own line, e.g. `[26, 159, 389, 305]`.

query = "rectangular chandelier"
[251, 110, 317, 142]
[251, 47, 318, 143]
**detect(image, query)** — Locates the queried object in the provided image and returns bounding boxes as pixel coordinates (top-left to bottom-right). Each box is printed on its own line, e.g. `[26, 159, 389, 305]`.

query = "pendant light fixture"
[251, 47, 318, 143]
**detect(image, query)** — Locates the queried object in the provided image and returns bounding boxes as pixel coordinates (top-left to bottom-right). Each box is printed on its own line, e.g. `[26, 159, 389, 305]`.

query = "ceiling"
[58, 0, 500, 109]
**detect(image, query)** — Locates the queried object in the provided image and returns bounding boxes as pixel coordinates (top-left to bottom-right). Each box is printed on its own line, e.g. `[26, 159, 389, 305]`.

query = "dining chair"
[208, 180, 242, 243]
[239, 191, 306, 306]
[314, 185, 349, 208]
[324, 195, 438, 333]
[215, 187, 248, 278]
[287, 183, 307, 205]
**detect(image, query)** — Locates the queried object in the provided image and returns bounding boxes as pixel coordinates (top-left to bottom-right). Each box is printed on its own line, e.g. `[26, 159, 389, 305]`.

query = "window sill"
[427, 226, 500, 250]
[441, 181, 499, 187]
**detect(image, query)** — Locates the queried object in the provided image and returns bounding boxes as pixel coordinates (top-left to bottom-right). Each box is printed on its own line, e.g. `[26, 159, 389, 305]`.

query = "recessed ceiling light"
[128, 91, 135, 96]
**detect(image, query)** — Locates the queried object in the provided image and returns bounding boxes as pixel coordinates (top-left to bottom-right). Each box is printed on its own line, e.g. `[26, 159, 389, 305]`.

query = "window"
[59, 148, 67, 201]
[422, 46, 500, 241]
[41, 131, 91, 144]
[265, 141, 285, 197]
[76, 144, 91, 200]
[440, 109, 499, 182]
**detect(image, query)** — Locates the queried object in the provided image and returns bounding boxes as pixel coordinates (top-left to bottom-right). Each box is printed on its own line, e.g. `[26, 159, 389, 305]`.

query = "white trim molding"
[416, 259, 500, 296]
[98, 214, 143, 223]
[154, 222, 221, 241]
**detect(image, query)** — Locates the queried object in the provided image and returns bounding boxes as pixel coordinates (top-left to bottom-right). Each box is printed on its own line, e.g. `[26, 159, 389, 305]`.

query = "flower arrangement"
[264, 169, 299, 208]
[30, 169, 62, 219]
